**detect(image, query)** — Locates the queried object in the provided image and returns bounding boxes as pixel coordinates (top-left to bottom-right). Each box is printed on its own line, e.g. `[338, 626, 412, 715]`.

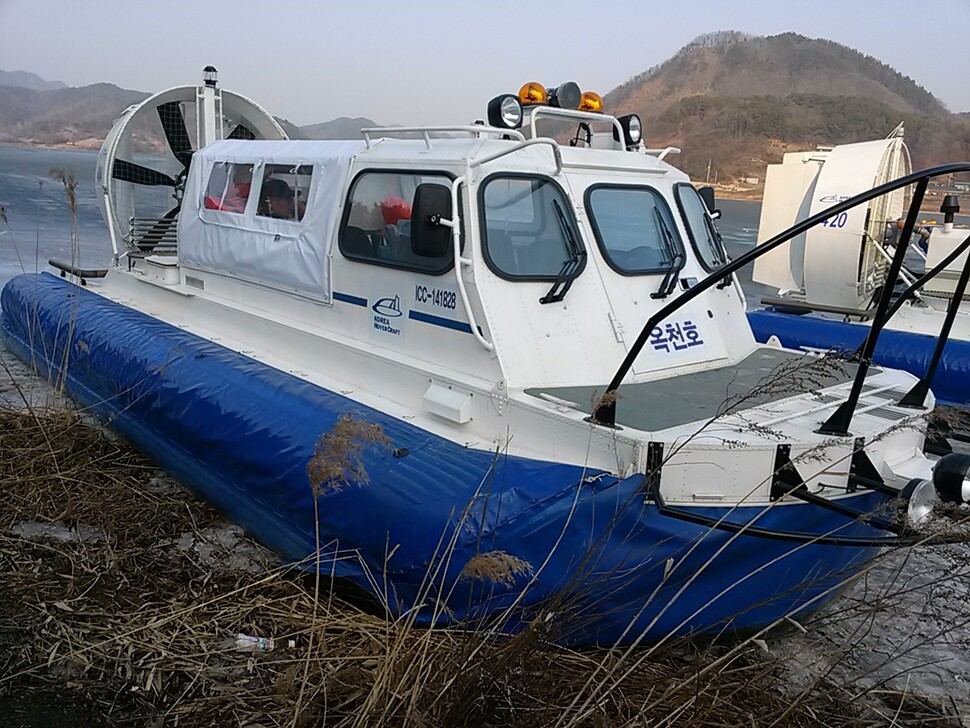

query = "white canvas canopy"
[178, 139, 366, 301]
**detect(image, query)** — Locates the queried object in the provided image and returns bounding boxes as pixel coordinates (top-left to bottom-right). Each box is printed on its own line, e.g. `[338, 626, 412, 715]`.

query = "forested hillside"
[0, 82, 148, 146]
[605, 32, 970, 181]
[0, 71, 374, 147]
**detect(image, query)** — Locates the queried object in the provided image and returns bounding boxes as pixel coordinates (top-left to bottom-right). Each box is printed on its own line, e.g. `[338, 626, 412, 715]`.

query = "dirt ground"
[0, 349, 967, 726]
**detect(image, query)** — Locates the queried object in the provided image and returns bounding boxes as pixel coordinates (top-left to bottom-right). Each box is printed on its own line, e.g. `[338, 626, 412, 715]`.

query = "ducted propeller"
[157, 101, 194, 160]
[111, 100, 194, 190]
[111, 159, 176, 187]
[96, 70, 287, 256]
[227, 123, 256, 140]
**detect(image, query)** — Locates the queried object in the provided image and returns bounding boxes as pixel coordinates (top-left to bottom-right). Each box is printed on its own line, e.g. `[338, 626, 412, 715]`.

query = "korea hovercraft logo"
[373, 295, 402, 318]
[372, 294, 404, 336]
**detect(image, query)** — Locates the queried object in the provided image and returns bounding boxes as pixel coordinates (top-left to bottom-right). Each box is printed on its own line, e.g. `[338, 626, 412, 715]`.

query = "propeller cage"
[97, 80, 286, 257]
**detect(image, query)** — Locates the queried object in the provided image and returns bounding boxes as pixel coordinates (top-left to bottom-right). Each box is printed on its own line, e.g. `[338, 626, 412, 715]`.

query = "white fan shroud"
[95, 84, 286, 256]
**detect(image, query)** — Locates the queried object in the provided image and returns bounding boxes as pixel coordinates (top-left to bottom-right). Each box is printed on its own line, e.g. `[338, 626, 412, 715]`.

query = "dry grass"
[47, 168, 78, 215]
[461, 550, 534, 588]
[0, 404, 964, 727]
[307, 413, 391, 495]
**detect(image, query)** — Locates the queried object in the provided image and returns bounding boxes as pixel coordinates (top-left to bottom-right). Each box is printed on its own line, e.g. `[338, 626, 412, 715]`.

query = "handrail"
[855, 232, 970, 353]
[469, 137, 563, 176]
[591, 162, 970, 430]
[898, 242, 970, 407]
[909, 242, 929, 263]
[816, 177, 927, 434]
[644, 147, 681, 161]
[360, 125, 525, 149]
[649, 480, 926, 547]
[49, 258, 108, 279]
[523, 106, 625, 150]
[446, 176, 493, 352]
[869, 237, 925, 304]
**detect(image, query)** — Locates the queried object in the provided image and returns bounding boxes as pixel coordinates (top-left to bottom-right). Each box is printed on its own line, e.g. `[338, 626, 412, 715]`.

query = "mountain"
[605, 32, 970, 182]
[298, 117, 379, 140]
[0, 76, 379, 148]
[273, 117, 303, 139]
[0, 69, 68, 91]
[229, 116, 380, 141]
[0, 83, 148, 147]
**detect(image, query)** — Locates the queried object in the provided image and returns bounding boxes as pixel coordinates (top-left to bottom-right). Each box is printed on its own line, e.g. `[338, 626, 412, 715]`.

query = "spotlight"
[548, 81, 581, 110]
[487, 94, 524, 129]
[614, 114, 642, 147]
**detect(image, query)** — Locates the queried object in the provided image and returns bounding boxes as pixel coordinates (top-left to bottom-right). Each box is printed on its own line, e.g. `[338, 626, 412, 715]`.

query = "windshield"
[481, 175, 585, 280]
[585, 185, 685, 275]
[675, 184, 726, 271]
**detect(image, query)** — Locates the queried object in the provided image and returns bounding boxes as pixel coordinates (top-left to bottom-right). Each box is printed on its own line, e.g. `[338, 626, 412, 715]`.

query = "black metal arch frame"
[593, 163, 970, 436]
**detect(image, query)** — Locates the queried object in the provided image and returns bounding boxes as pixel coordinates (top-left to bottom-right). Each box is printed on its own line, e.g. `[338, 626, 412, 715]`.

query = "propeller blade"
[113, 159, 176, 187]
[227, 123, 256, 141]
[157, 101, 193, 161]
[138, 204, 180, 252]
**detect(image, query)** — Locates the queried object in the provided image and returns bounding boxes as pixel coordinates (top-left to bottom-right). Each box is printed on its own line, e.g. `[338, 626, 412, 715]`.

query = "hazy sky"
[1, 0, 968, 126]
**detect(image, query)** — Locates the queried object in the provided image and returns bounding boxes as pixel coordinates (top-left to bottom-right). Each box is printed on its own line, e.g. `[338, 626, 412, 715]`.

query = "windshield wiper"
[650, 207, 683, 299]
[707, 218, 727, 266]
[706, 216, 733, 289]
[540, 199, 586, 304]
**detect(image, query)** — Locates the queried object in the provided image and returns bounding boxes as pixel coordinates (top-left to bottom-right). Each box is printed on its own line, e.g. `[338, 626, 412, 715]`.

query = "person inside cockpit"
[258, 178, 296, 220]
[885, 217, 931, 252]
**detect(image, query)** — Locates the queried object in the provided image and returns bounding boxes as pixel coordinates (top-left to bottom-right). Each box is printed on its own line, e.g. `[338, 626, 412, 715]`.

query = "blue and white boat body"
[0, 79, 950, 646]
[748, 128, 970, 405]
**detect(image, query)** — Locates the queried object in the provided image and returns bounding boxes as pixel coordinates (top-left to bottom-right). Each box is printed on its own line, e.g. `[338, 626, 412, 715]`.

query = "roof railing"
[643, 147, 681, 161]
[521, 106, 625, 150]
[469, 137, 563, 176]
[360, 125, 525, 149]
[360, 124, 563, 175]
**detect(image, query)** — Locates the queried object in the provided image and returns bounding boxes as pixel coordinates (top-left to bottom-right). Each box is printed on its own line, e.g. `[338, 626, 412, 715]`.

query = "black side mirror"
[411, 184, 452, 258]
[698, 186, 721, 219]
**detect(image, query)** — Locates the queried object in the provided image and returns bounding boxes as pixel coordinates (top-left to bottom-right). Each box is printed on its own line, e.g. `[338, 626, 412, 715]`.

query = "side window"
[481, 175, 585, 280]
[204, 162, 253, 213]
[675, 184, 727, 272]
[256, 164, 313, 222]
[586, 185, 685, 275]
[338, 171, 455, 274]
